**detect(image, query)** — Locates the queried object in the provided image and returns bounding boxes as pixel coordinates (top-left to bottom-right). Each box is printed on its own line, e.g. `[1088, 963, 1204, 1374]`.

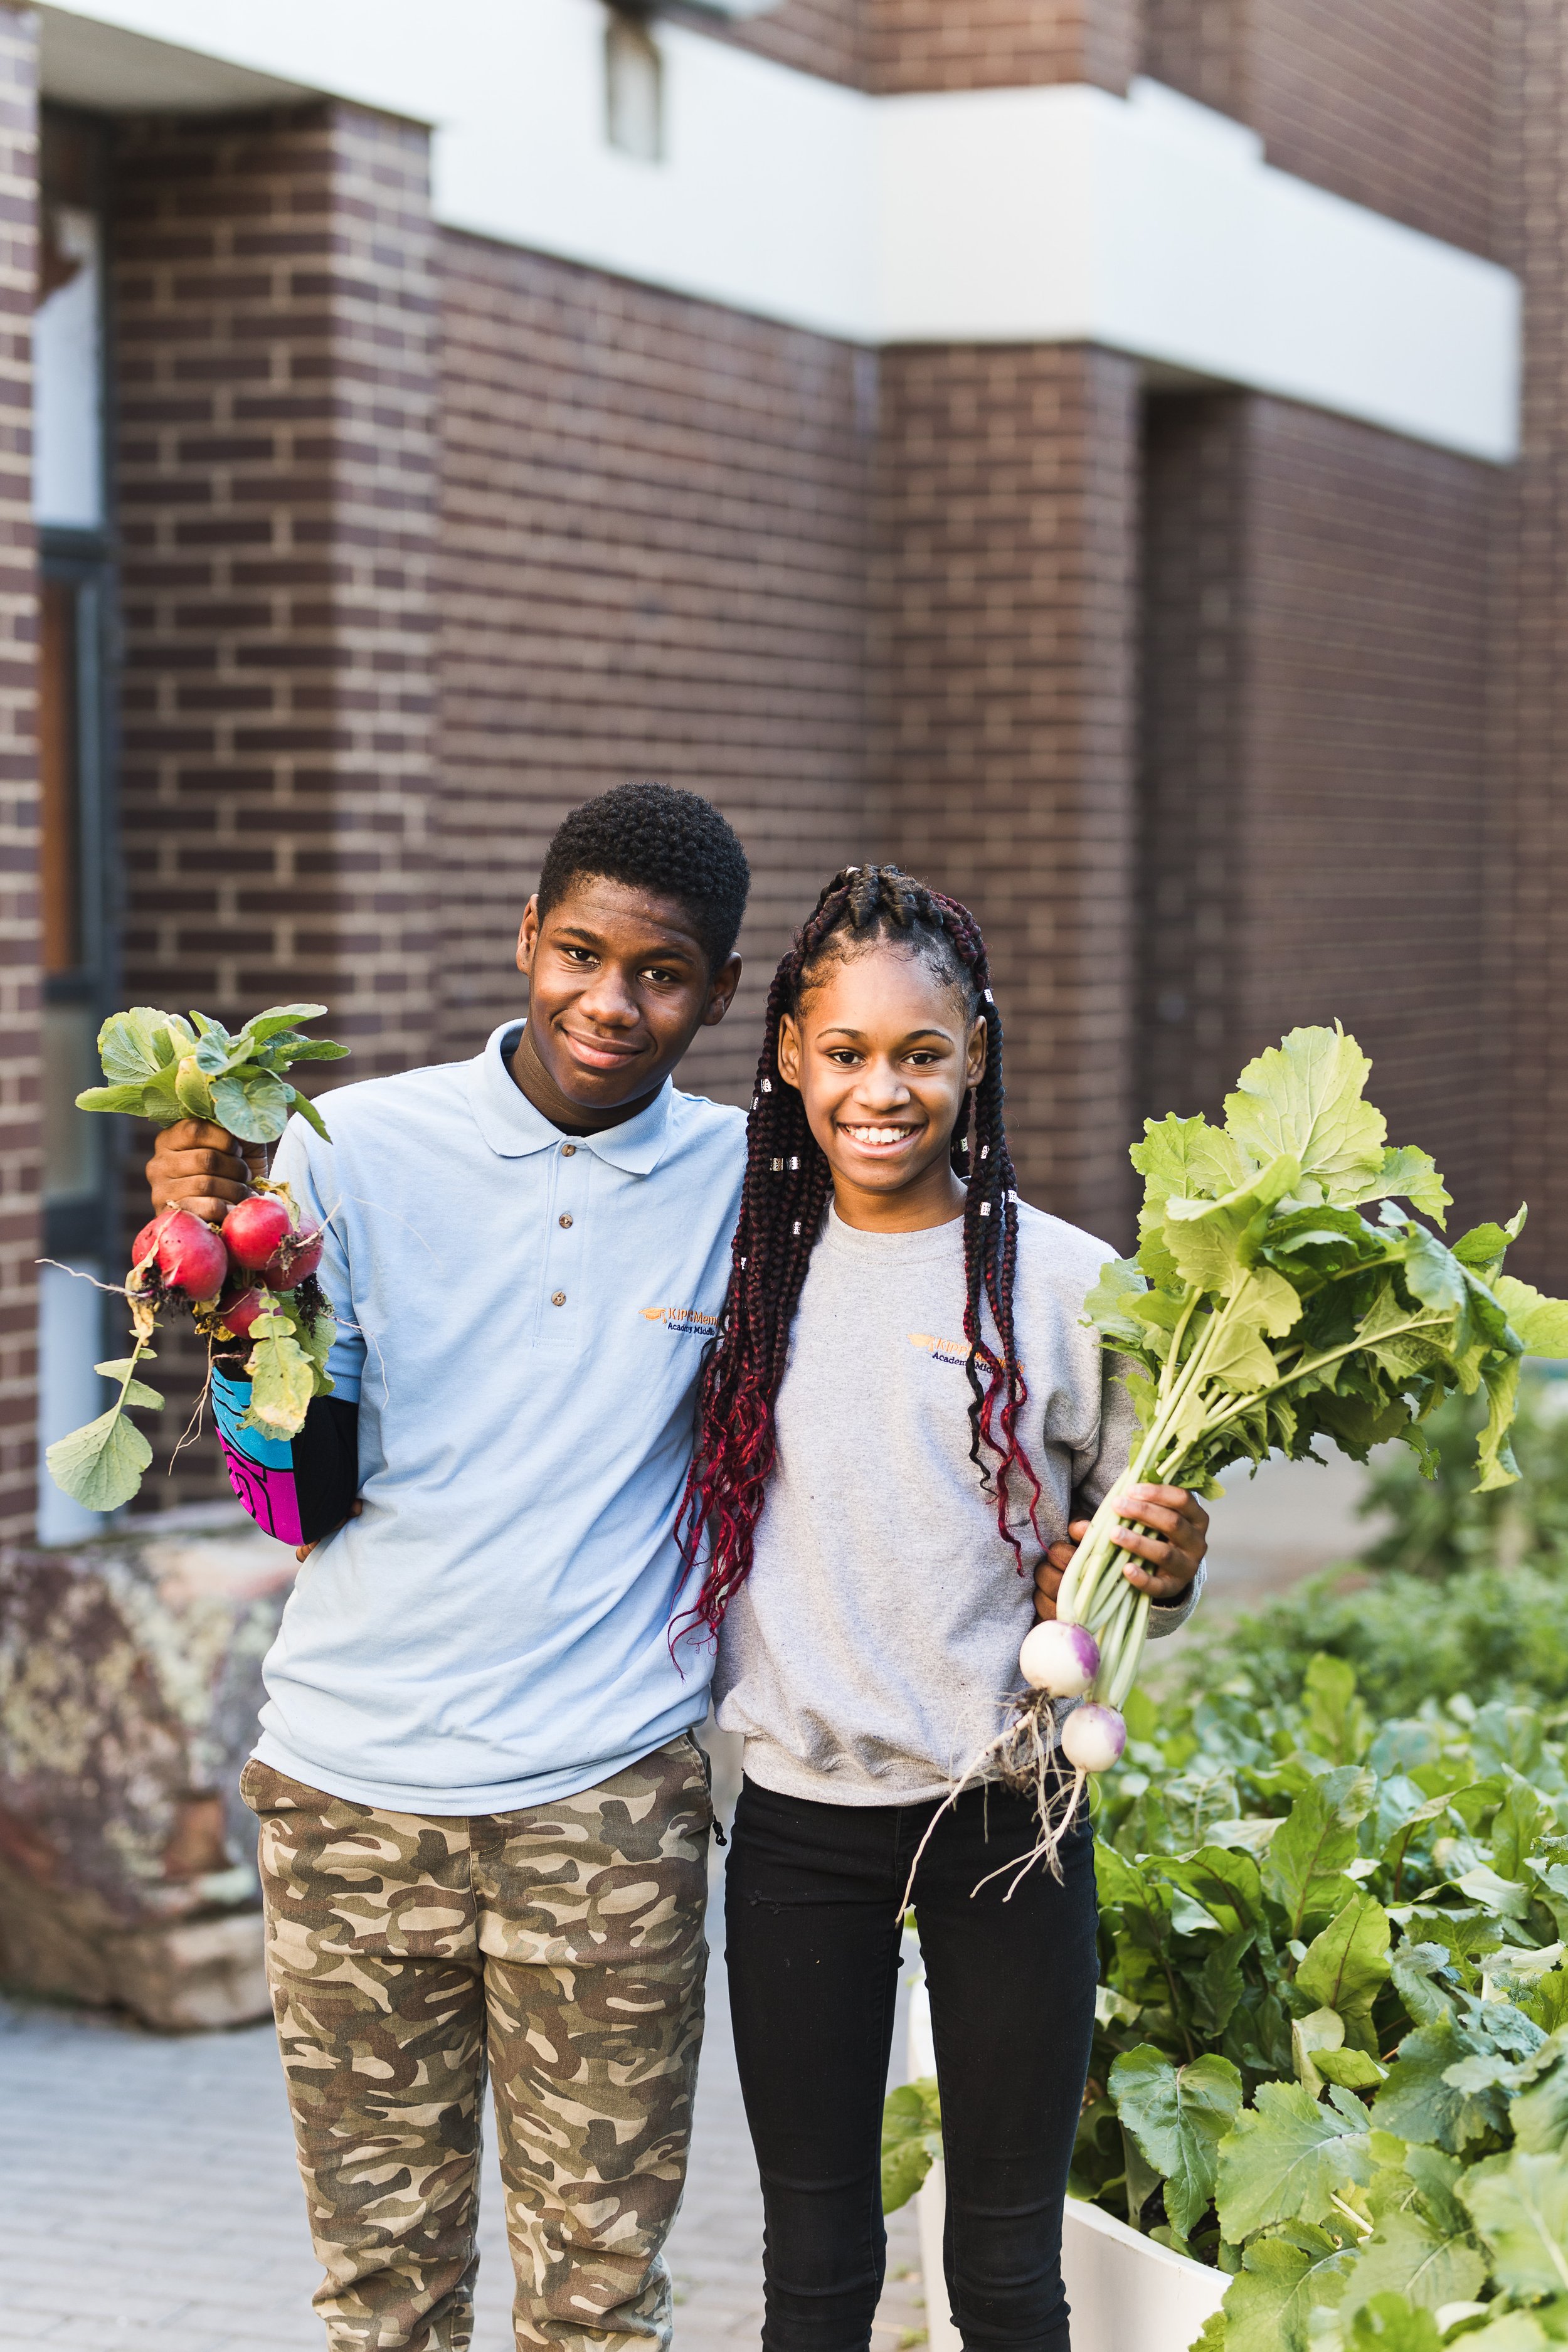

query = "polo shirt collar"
[467, 1022, 674, 1175]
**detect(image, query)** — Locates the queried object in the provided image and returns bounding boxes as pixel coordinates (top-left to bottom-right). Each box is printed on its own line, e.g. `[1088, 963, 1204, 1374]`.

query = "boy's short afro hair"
[536, 782, 750, 968]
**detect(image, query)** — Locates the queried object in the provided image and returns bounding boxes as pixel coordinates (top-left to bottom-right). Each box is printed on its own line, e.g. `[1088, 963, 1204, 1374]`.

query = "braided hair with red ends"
[674, 864, 1043, 1642]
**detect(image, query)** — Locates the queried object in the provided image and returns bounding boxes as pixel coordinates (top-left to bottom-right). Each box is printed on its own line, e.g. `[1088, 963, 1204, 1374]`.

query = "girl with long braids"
[680, 866, 1212, 2352]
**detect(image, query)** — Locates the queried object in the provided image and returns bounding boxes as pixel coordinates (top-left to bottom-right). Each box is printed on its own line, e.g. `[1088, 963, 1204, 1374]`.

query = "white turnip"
[1019, 1619, 1099, 1698]
[1059, 1703, 1127, 1774]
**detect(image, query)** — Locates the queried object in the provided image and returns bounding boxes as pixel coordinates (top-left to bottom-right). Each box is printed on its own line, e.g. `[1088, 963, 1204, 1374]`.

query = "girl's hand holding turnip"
[1033, 1481, 1209, 1620]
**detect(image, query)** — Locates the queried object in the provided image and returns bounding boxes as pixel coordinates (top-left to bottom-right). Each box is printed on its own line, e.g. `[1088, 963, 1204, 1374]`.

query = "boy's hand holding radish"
[1033, 1484, 1209, 1622]
[45, 1002, 349, 1515]
[147, 1117, 268, 1224]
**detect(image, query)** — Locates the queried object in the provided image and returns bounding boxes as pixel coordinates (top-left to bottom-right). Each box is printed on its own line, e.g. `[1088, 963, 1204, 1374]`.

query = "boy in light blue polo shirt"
[148, 785, 751, 2352]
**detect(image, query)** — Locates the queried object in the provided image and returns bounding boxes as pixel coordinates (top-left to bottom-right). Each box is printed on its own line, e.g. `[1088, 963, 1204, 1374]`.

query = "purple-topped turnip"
[1019, 1619, 1100, 1698]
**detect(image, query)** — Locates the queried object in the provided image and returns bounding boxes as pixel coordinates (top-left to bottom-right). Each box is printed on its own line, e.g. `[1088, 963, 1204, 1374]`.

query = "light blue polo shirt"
[251, 1020, 746, 1814]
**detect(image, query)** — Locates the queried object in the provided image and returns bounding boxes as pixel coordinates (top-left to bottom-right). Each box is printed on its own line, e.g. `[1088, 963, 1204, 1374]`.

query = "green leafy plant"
[881, 2074, 943, 2213]
[890, 1628, 1568, 2349]
[1353, 1382, 1568, 1584]
[1057, 1025, 1568, 1727]
[76, 1002, 347, 1142]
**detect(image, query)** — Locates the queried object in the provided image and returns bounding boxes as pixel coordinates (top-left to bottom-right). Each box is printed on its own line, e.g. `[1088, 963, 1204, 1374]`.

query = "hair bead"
[771, 1158, 784, 1172]
[760, 1078, 773, 1093]
[788, 1157, 800, 1170]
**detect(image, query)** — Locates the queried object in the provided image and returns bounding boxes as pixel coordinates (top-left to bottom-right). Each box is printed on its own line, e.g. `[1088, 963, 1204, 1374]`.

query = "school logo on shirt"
[909, 1330, 971, 1368]
[640, 1305, 720, 1337]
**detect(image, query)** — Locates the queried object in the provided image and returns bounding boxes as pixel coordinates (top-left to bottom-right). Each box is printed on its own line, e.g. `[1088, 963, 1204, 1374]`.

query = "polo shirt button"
[559, 1213, 573, 1228]
[561, 1143, 576, 1157]
[552, 1291, 566, 1306]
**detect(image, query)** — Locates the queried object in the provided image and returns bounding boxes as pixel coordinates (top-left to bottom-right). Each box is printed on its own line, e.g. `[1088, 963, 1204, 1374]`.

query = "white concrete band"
[41, 0, 1521, 462]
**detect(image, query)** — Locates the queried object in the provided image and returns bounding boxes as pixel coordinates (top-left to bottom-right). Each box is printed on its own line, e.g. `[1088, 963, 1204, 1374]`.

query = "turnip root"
[1019, 1619, 1099, 1698]
[1059, 1703, 1126, 1774]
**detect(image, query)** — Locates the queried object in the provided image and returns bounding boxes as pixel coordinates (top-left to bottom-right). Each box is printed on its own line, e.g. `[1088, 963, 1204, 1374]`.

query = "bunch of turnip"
[905, 1022, 1568, 1907]
[45, 1002, 344, 1514]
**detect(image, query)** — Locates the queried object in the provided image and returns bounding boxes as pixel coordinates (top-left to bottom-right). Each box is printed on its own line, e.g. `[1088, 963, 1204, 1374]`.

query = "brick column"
[871, 344, 1141, 1239]
[112, 100, 436, 1496]
[1493, 0, 1568, 1286]
[0, 6, 38, 1541]
[114, 102, 437, 1086]
[1140, 392, 1495, 1226]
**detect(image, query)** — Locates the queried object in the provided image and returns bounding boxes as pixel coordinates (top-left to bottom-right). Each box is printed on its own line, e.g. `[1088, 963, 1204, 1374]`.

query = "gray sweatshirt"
[712, 1200, 1204, 1806]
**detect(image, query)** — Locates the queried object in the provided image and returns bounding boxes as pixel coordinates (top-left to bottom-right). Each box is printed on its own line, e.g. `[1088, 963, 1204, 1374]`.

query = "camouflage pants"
[240, 1737, 712, 2352]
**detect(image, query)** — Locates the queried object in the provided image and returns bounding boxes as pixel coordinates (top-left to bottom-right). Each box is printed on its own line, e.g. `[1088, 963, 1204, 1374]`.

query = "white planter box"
[907, 1984, 1227, 2352]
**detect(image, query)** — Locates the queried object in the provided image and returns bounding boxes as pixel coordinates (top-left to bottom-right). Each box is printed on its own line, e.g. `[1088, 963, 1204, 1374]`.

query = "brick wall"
[1140, 391, 1496, 1227]
[871, 343, 1140, 1237]
[0, 4, 36, 1540]
[114, 102, 437, 1082]
[1142, 0, 1495, 258]
[694, 0, 1137, 90]
[1140, 0, 1242, 119]
[869, 0, 1136, 92]
[664, 0, 867, 86]
[435, 231, 872, 1104]
[112, 100, 437, 1495]
[1138, 392, 1248, 1123]
[1492, 0, 1568, 1286]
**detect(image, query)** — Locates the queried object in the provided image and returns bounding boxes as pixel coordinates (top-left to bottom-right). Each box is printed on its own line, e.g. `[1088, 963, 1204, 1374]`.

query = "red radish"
[1059, 1703, 1126, 1774]
[215, 1284, 267, 1340]
[1019, 1620, 1100, 1698]
[146, 1209, 227, 1300]
[221, 1195, 292, 1271]
[263, 1228, 324, 1290]
[130, 1210, 171, 1268]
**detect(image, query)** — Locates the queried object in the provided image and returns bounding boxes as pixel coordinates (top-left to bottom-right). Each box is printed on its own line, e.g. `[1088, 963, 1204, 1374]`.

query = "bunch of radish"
[46, 1000, 345, 1515]
[130, 1194, 326, 1340]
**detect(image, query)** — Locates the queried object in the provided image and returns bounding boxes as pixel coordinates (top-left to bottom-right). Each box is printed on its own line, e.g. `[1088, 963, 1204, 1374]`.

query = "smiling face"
[513, 874, 741, 1129]
[776, 937, 987, 1231]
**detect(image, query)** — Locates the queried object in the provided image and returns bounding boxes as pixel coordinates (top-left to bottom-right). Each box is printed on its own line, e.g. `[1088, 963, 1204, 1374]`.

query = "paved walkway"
[0, 1838, 923, 2352]
[0, 1450, 1364, 2348]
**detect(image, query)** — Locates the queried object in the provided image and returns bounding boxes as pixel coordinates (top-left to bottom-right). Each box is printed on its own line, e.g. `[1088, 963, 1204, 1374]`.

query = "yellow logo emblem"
[640, 1305, 719, 1335]
[909, 1330, 971, 1367]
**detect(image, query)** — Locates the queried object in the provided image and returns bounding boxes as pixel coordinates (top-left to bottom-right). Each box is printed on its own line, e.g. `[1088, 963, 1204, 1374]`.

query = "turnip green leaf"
[1109, 2045, 1242, 2240]
[1216, 2079, 1374, 2238]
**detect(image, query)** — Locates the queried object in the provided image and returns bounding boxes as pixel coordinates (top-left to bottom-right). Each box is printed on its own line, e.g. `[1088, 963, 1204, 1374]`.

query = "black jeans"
[725, 1775, 1098, 2352]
